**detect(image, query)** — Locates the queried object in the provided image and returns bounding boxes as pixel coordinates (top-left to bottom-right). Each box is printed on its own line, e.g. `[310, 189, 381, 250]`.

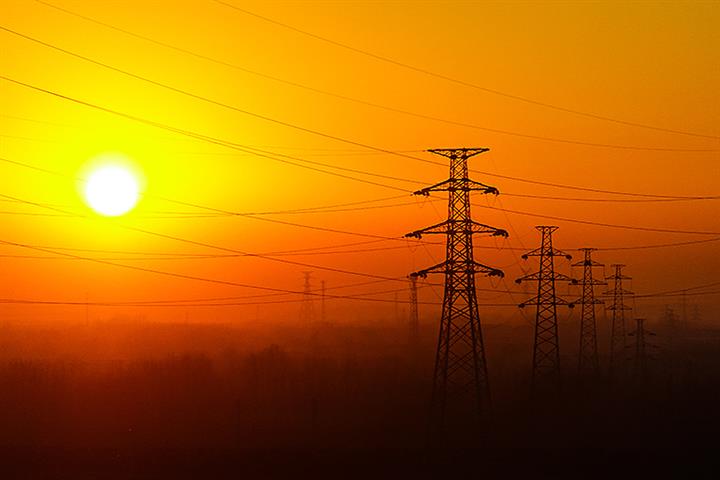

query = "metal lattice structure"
[320, 280, 326, 323]
[405, 148, 507, 435]
[573, 248, 605, 376]
[516, 226, 574, 393]
[628, 318, 656, 382]
[605, 264, 632, 376]
[300, 271, 315, 324]
[408, 275, 419, 345]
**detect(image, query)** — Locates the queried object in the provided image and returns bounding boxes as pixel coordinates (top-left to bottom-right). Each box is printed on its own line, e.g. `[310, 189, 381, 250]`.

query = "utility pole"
[300, 271, 315, 324]
[605, 264, 632, 377]
[573, 248, 606, 376]
[516, 226, 575, 394]
[408, 275, 419, 346]
[405, 147, 507, 439]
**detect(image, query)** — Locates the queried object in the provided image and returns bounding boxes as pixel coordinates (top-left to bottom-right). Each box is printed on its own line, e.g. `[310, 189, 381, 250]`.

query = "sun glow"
[83, 164, 140, 217]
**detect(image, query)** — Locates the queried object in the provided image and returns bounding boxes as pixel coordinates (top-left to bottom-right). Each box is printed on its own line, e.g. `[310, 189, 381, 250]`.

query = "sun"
[83, 164, 140, 217]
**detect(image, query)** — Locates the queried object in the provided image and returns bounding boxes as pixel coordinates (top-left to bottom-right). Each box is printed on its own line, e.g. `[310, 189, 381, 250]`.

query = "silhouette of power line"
[4, 147, 717, 241]
[405, 147, 507, 442]
[211, 0, 720, 140]
[23, 4, 718, 152]
[3, 74, 714, 200]
[474, 202, 720, 236]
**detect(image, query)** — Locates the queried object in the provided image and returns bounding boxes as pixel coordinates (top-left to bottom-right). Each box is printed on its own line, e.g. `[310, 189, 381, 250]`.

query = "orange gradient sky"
[1, 0, 718, 324]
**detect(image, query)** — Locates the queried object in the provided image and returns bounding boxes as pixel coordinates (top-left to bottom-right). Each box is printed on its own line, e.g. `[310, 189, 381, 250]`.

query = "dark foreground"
[1, 319, 719, 478]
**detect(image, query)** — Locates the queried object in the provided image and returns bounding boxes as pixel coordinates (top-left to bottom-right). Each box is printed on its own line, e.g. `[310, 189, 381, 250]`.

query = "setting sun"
[83, 164, 140, 216]
[0, 0, 718, 474]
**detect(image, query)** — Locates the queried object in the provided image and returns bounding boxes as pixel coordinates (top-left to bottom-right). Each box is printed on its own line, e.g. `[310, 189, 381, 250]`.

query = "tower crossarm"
[515, 271, 576, 284]
[470, 221, 509, 237]
[577, 278, 607, 286]
[606, 274, 632, 281]
[573, 296, 605, 305]
[412, 178, 499, 196]
[603, 288, 633, 296]
[404, 219, 507, 239]
[410, 260, 504, 278]
[427, 147, 490, 158]
[606, 303, 632, 310]
[572, 259, 604, 268]
[518, 295, 573, 308]
[521, 247, 572, 260]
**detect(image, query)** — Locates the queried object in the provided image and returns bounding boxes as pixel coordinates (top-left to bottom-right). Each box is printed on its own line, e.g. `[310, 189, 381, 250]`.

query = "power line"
[0, 78, 414, 194]
[2, 38, 717, 200]
[22, 3, 719, 153]
[211, 0, 720, 141]
[0, 238, 469, 304]
[595, 237, 720, 251]
[474, 202, 720, 236]
[0, 25, 436, 182]
[502, 192, 720, 203]
[6, 133, 718, 204]
[0, 193, 417, 283]
[637, 281, 720, 297]
[4, 150, 719, 245]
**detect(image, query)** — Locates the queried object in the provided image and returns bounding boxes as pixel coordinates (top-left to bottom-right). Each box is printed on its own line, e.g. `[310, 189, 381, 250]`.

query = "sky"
[1, 0, 718, 325]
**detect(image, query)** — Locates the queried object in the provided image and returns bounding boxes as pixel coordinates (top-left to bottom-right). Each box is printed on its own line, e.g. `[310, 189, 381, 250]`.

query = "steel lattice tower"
[605, 264, 632, 376]
[300, 271, 315, 324]
[516, 226, 574, 393]
[573, 248, 606, 376]
[320, 280, 326, 323]
[405, 148, 507, 436]
[408, 275, 419, 345]
[628, 318, 655, 382]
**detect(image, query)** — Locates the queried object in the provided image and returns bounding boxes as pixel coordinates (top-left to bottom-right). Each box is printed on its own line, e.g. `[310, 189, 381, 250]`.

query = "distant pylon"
[573, 248, 606, 376]
[300, 271, 315, 323]
[628, 318, 656, 383]
[320, 280, 326, 323]
[405, 147, 507, 437]
[408, 275, 419, 345]
[605, 264, 632, 376]
[516, 226, 575, 393]
[690, 304, 701, 325]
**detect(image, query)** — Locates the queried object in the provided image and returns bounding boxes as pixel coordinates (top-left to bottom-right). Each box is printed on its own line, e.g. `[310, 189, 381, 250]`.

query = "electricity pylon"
[516, 226, 574, 393]
[605, 264, 632, 376]
[690, 304, 701, 326]
[628, 318, 656, 383]
[300, 271, 315, 323]
[408, 275, 419, 346]
[320, 280, 326, 323]
[405, 147, 507, 438]
[573, 248, 606, 376]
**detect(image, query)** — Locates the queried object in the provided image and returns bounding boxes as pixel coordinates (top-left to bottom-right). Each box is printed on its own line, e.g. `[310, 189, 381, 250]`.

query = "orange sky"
[1, 0, 718, 325]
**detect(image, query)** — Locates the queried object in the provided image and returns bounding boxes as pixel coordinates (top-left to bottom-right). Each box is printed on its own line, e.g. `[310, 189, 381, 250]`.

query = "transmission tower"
[572, 248, 606, 376]
[408, 275, 419, 346]
[516, 226, 575, 393]
[605, 264, 632, 376]
[628, 318, 656, 383]
[320, 280, 326, 323]
[300, 271, 315, 324]
[405, 147, 507, 437]
[690, 304, 701, 326]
